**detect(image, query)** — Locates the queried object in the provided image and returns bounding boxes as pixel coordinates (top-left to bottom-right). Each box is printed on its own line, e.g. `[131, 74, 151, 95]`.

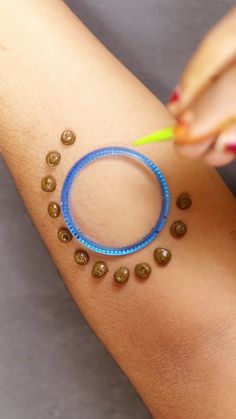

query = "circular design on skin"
[154, 247, 172, 266]
[170, 220, 187, 238]
[74, 249, 90, 265]
[92, 261, 108, 278]
[61, 130, 76, 146]
[48, 202, 61, 218]
[46, 151, 61, 167]
[135, 262, 152, 279]
[61, 146, 170, 256]
[176, 193, 192, 210]
[57, 227, 73, 243]
[41, 175, 56, 192]
[114, 267, 130, 284]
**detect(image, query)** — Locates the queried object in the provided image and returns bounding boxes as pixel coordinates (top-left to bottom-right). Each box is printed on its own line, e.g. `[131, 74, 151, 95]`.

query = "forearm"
[0, 1, 236, 418]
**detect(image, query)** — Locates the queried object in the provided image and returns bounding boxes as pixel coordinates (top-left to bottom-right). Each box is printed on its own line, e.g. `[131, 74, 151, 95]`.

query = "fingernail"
[168, 86, 181, 105]
[225, 143, 236, 154]
[215, 131, 236, 155]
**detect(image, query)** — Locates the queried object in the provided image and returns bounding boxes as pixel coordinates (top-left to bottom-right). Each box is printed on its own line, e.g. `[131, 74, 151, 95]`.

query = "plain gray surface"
[0, 1, 235, 419]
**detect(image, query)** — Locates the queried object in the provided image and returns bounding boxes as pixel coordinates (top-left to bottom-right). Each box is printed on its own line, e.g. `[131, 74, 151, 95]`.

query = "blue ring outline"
[61, 146, 170, 256]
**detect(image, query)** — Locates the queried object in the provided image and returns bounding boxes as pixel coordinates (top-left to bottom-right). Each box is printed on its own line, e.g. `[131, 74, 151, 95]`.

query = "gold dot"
[176, 193, 192, 210]
[48, 202, 60, 218]
[41, 175, 56, 192]
[170, 220, 187, 238]
[135, 263, 151, 279]
[57, 227, 73, 243]
[61, 130, 76, 146]
[92, 261, 108, 278]
[74, 249, 89, 266]
[46, 151, 61, 167]
[114, 267, 130, 284]
[154, 248, 172, 266]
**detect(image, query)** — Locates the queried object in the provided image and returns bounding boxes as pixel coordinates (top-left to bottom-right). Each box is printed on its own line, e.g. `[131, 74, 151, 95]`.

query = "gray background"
[0, 1, 235, 419]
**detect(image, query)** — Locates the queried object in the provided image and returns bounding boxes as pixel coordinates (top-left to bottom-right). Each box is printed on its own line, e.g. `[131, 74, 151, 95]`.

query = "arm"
[0, 1, 236, 418]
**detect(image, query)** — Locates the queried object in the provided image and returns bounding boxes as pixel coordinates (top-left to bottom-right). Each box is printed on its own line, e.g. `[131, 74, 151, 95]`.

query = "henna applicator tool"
[133, 126, 175, 146]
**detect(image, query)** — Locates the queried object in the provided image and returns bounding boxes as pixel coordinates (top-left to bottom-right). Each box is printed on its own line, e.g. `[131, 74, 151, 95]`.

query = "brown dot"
[46, 151, 61, 167]
[170, 220, 187, 238]
[176, 193, 192, 210]
[57, 227, 73, 243]
[48, 202, 60, 218]
[61, 130, 76, 145]
[114, 267, 130, 284]
[135, 263, 152, 279]
[154, 247, 172, 266]
[92, 261, 108, 278]
[74, 249, 89, 266]
[41, 175, 56, 192]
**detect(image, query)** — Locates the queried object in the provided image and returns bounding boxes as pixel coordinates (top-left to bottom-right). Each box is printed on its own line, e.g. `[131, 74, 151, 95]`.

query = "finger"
[204, 125, 236, 166]
[176, 137, 214, 159]
[216, 124, 236, 154]
[168, 6, 236, 118]
[174, 61, 236, 144]
[203, 148, 235, 167]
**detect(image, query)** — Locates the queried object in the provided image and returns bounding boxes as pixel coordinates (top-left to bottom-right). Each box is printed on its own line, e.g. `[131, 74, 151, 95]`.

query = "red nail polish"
[168, 87, 180, 105]
[225, 143, 236, 154]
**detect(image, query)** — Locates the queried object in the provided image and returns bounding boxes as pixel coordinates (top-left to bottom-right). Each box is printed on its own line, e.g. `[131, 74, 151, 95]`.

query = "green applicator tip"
[133, 126, 174, 146]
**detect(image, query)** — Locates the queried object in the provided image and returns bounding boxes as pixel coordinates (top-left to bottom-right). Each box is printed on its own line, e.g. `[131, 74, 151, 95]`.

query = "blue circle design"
[61, 146, 170, 256]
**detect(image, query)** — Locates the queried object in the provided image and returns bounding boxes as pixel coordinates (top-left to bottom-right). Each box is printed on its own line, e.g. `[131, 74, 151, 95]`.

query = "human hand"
[168, 6, 236, 167]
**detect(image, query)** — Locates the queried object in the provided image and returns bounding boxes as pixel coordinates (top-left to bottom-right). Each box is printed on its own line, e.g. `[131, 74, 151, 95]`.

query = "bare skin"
[0, 1, 236, 418]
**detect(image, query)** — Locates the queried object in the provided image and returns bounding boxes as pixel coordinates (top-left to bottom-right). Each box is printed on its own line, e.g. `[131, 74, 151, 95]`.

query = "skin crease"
[168, 6, 236, 166]
[0, 1, 236, 418]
